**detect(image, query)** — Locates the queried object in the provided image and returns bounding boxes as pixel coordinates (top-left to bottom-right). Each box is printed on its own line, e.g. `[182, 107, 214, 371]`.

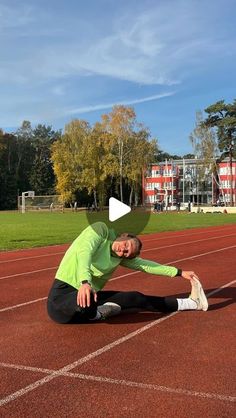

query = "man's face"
[112, 237, 137, 259]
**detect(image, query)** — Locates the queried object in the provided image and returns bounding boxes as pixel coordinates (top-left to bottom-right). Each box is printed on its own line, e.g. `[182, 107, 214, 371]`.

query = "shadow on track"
[207, 286, 236, 311]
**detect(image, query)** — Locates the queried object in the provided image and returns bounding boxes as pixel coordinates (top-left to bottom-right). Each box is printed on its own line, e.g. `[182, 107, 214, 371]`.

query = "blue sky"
[1, 0, 236, 154]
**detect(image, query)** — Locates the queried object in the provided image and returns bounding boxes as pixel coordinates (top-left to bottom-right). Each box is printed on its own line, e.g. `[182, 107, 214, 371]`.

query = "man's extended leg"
[97, 290, 178, 314]
[96, 280, 208, 319]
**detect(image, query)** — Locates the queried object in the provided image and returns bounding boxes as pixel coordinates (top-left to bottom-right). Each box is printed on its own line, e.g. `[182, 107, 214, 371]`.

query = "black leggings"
[47, 279, 178, 324]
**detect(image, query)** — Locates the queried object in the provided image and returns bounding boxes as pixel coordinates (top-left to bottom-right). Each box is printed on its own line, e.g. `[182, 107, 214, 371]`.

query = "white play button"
[109, 197, 131, 222]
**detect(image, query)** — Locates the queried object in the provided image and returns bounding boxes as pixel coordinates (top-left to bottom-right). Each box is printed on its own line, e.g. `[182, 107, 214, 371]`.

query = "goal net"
[18, 194, 63, 213]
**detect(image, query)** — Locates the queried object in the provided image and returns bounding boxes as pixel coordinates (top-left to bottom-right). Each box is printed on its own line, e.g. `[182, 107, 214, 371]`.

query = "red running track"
[0, 224, 236, 418]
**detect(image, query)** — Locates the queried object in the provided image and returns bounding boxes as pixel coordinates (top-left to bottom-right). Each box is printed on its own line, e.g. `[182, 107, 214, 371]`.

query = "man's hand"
[77, 283, 97, 308]
[181, 271, 199, 281]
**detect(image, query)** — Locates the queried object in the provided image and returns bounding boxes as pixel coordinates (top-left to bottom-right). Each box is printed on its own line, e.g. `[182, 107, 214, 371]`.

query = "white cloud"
[66, 92, 176, 115]
[1, 1, 235, 87]
[0, 0, 235, 131]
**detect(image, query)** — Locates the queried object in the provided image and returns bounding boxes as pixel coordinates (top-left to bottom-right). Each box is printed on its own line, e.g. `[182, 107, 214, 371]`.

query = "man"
[47, 222, 208, 324]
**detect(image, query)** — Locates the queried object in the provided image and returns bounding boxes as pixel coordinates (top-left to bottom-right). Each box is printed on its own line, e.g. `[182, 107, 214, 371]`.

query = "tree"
[0, 122, 62, 209]
[154, 150, 182, 162]
[0, 131, 18, 209]
[182, 153, 195, 159]
[125, 130, 158, 206]
[203, 100, 236, 205]
[51, 109, 158, 207]
[189, 111, 218, 205]
[51, 119, 91, 203]
[78, 122, 108, 207]
[101, 106, 137, 202]
[30, 124, 60, 195]
[190, 111, 218, 166]
[100, 105, 157, 204]
[14, 120, 34, 193]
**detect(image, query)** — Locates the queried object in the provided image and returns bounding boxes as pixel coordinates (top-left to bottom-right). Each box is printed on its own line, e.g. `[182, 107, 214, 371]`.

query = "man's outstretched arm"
[121, 257, 197, 280]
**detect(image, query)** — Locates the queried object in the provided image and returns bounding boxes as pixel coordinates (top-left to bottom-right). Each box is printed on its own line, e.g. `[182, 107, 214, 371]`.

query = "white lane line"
[1, 225, 235, 264]
[0, 266, 57, 281]
[0, 252, 64, 264]
[144, 227, 236, 243]
[110, 245, 236, 282]
[0, 278, 235, 407]
[0, 277, 235, 406]
[168, 245, 236, 265]
[0, 312, 177, 406]
[1, 233, 236, 281]
[0, 362, 54, 374]
[142, 233, 236, 252]
[1, 246, 236, 312]
[206, 279, 236, 297]
[0, 297, 47, 312]
[0, 362, 235, 403]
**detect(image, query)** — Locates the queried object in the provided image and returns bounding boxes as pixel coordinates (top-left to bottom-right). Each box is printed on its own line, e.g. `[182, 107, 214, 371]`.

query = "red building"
[143, 158, 236, 208]
[143, 161, 180, 209]
[218, 158, 236, 205]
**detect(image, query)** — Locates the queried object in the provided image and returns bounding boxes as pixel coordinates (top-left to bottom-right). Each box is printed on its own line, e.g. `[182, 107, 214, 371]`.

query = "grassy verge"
[1, 210, 236, 251]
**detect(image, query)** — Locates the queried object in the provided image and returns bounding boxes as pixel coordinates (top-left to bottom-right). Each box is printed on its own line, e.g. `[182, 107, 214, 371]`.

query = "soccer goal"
[19, 192, 63, 213]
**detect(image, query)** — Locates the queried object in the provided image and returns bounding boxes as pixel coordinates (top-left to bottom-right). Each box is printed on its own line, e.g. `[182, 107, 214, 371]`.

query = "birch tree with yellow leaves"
[125, 129, 158, 206]
[51, 119, 90, 203]
[52, 119, 108, 206]
[100, 105, 157, 203]
[51, 106, 158, 206]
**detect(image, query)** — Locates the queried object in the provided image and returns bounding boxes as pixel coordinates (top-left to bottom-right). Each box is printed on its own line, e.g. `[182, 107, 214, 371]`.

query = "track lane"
[1, 225, 236, 278]
[1, 225, 236, 417]
[1, 223, 236, 263]
[1, 232, 236, 309]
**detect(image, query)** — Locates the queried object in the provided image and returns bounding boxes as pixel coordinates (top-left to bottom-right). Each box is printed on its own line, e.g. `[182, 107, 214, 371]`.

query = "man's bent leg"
[47, 279, 97, 323]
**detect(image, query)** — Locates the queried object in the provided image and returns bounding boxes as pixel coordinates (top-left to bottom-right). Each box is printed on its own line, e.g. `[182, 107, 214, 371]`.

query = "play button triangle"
[109, 197, 131, 222]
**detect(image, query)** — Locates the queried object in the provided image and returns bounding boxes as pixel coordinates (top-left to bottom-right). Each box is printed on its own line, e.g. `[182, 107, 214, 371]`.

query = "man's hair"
[117, 233, 142, 256]
[126, 234, 142, 255]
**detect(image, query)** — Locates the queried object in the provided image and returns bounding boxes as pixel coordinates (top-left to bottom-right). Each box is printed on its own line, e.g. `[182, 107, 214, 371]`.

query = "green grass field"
[1, 210, 236, 251]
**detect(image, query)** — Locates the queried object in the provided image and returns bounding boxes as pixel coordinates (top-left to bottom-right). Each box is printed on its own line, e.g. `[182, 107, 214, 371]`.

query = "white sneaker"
[189, 278, 208, 311]
[97, 302, 121, 320]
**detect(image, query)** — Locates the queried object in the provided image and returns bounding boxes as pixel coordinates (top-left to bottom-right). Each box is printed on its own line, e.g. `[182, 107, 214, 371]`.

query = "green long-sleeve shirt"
[55, 222, 178, 291]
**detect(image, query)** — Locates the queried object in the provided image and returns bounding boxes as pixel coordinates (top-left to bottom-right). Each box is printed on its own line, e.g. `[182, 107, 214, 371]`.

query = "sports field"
[1, 210, 236, 250]
[0, 224, 235, 417]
